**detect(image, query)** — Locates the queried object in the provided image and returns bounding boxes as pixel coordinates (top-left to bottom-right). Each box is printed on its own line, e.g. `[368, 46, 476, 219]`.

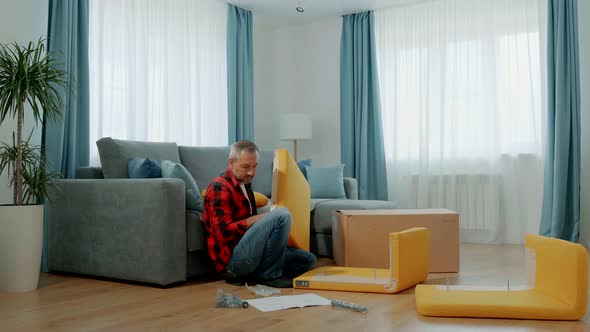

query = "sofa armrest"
[76, 166, 104, 179]
[47, 178, 186, 285]
[343, 177, 358, 200]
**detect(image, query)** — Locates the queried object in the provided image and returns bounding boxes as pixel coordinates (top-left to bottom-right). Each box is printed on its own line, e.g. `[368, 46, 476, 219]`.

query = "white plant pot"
[0, 204, 44, 292]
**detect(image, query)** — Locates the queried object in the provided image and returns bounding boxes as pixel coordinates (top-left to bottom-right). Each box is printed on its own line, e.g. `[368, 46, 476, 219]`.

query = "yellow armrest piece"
[294, 227, 430, 294]
[415, 234, 588, 320]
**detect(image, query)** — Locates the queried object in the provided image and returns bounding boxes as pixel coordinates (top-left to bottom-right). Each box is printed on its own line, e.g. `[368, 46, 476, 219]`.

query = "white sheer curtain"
[89, 0, 228, 164]
[375, 0, 547, 244]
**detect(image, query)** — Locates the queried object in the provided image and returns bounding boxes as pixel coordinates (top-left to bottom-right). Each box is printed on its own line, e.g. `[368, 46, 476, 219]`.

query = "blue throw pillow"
[305, 164, 346, 199]
[161, 160, 203, 212]
[297, 159, 312, 178]
[128, 158, 162, 178]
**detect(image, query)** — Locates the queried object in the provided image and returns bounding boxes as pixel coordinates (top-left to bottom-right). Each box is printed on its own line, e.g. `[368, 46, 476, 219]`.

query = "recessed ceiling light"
[296, 1, 304, 13]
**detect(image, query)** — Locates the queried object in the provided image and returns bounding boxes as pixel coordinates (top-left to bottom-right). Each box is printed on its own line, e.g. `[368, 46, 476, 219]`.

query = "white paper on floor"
[246, 294, 331, 312]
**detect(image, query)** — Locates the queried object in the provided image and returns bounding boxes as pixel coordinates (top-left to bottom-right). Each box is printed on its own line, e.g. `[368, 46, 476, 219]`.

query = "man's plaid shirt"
[203, 167, 257, 272]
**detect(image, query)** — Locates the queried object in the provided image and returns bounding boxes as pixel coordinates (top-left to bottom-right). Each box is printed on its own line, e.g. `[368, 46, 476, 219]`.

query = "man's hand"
[246, 212, 268, 228]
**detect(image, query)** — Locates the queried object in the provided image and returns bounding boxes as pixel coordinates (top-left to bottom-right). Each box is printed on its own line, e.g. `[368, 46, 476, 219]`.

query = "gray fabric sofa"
[47, 138, 395, 285]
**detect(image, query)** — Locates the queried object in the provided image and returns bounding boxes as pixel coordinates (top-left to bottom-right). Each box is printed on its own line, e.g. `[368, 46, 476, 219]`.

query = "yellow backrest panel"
[271, 149, 310, 250]
[526, 234, 588, 312]
[391, 227, 430, 292]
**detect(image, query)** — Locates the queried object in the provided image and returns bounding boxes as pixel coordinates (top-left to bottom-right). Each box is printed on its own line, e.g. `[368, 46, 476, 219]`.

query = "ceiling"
[226, 0, 420, 26]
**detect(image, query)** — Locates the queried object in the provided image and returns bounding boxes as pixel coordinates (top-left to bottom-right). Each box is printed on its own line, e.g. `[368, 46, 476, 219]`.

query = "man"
[203, 140, 316, 288]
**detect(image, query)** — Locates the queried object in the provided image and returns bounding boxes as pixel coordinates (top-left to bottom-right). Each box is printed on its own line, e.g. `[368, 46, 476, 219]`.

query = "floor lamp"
[279, 113, 312, 161]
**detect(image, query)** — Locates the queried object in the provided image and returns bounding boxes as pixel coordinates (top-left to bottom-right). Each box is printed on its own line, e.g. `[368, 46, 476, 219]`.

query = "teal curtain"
[42, 0, 89, 271]
[227, 4, 254, 143]
[540, 0, 581, 242]
[340, 11, 387, 200]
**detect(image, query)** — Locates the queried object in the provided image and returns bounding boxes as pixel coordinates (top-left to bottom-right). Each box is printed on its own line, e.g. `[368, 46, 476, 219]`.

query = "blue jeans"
[226, 207, 317, 280]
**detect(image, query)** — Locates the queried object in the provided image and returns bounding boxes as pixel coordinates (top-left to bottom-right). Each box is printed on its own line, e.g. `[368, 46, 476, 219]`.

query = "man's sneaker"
[257, 277, 293, 288]
[222, 269, 250, 286]
[225, 276, 248, 286]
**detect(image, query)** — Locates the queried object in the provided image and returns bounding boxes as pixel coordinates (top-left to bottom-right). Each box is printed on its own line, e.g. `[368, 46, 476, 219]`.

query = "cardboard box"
[332, 209, 459, 272]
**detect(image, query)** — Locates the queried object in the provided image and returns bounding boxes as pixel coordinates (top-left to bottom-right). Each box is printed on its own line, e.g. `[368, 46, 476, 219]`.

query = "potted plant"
[0, 39, 68, 292]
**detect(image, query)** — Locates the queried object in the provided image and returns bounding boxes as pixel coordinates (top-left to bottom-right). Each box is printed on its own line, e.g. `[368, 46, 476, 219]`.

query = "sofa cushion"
[310, 198, 333, 211]
[75, 167, 104, 179]
[310, 199, 397, 234]
[251, 149, 274, 197]
[186, 210, 207, 252]
[161, 160, 203, 212]
[311, 233, 333, 257]
[97, 137, 181, 178]
[297, 159, 312, 178]
[178, 146, 231, 193]
[306, 165, 346, 199]
[128, 158, 162, 178]
[178, 146, 274, 197]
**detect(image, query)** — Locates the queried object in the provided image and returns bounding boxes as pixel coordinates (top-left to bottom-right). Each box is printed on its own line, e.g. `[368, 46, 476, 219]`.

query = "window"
[375, 0, 546, 244]
[89, 0, 228, 164]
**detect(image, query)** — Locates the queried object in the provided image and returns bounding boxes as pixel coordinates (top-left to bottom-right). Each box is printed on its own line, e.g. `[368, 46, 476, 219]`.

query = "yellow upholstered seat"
[293, 227, 430, 294]
[415, 234, 588, 320]
[271, 149, 310, 250]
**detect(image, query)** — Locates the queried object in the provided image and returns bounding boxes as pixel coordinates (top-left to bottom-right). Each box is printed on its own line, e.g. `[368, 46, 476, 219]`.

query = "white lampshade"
[279, 113, 312, 140]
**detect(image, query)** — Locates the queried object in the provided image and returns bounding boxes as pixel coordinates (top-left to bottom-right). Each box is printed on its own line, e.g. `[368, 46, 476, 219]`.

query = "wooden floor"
[1, 243, 589, 332]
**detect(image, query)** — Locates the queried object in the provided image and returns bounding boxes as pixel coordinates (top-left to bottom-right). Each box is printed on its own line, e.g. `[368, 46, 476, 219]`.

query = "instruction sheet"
[246, 294, 331, 312]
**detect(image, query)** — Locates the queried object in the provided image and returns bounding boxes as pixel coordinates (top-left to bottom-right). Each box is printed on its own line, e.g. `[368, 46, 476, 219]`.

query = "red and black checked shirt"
[203, 167, 258, 272]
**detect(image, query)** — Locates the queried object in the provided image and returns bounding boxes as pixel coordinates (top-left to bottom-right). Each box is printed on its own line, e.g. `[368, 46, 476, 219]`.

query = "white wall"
[254, 18, 342, 166]
[253, 20, 276, 151]
[0, 0, 49, 204]
[578, 1, 590, 246]
[254, 6, 590, 244]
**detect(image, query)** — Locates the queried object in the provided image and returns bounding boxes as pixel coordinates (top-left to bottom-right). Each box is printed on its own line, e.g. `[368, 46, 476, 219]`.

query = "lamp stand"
[293, 139, 299, 161]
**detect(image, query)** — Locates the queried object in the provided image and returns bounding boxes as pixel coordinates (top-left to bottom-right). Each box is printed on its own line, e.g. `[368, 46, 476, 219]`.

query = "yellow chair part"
[293, 227, 430, 294]
[271, 149, 310, 250]
[415, 234, 588, 320]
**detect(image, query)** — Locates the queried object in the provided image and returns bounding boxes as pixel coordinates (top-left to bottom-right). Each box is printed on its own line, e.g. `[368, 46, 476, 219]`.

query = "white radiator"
[406, 174, 501, 231]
